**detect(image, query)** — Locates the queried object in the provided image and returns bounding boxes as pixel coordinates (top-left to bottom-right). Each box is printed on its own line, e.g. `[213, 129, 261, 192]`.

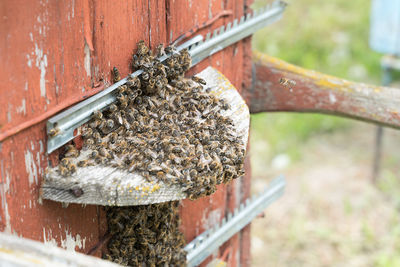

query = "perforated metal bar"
[185, 176, 286, 267]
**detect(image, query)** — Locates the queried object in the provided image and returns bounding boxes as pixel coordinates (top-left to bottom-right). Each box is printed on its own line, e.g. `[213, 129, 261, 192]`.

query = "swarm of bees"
[58, 40, 245, 200]
[103, 202, 186, 266]
[56, 40, 246, 266]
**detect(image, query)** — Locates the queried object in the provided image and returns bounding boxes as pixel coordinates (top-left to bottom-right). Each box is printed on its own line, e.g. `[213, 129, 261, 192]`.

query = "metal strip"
[46, 0, 287, 153]
[190, 0, 287, 65]
[185, 176, 286, 267]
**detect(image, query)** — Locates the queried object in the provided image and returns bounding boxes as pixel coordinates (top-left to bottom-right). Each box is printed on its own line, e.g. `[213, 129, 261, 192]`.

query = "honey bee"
[279, 77, 296, 90]
[106, 119, 115, 129]
[85, 138, 94, 146]
[141, 71, 150, 81]
[48, 127, 61, 137]
[60, 157, 70, 166]
[112, 67, 121, 83]
[107, 132, 118, 143]
[136, 40, 149, 56]
[99, 147, 113, 159]
[109, 103, 118, 113]
[65, 144, 79, 158]
[82, 127, 93, 138]
[58, 165, 69, 176]
[117, 94, 129, 109]
[67, 163, 77, 173]
[93, 110, 103, 120]
[155, 44, 165, 58]
[127, 76, 141, 89]
[77, 160, 91, 167]
[191, 76, 206, 85]
[118, 84, 128, 95]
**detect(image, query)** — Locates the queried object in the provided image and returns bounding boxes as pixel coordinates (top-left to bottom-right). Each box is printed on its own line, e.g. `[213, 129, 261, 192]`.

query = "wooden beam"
[0, 233, 119, 266]
[250, 51, 400, 129]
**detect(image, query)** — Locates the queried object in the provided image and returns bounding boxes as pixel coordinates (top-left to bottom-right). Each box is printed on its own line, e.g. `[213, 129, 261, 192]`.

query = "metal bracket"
[185, 176, 286, 267]
[46, 0, 287, 153]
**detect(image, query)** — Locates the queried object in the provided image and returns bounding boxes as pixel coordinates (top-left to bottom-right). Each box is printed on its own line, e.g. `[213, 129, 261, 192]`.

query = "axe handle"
[250, 51, 400, 129]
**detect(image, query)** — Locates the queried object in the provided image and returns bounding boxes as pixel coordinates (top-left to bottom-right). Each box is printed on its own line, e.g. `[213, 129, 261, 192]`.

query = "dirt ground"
[250, 121, 400, 267]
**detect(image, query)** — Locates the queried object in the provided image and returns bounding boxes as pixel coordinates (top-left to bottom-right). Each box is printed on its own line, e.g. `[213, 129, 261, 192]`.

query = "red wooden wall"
[0, 1, 253, 266]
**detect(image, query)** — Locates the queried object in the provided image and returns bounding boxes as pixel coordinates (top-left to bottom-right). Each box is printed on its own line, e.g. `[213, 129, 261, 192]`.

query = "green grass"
[250, 0, 382, 163]
[251, 113, 350, 161]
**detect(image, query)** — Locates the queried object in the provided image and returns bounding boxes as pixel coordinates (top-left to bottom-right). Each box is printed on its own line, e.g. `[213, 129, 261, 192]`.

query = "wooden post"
[250, 52, 400, 129]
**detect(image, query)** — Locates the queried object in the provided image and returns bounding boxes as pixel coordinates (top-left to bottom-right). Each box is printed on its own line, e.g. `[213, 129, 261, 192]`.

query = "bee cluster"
[54, 41, 246, 266]
[103, 202, 186, 266]
[59, 40, 245, 200]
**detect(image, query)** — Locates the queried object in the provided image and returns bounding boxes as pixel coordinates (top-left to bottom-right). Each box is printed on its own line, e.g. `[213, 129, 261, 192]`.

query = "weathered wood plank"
[251, 51, 400, 129]
[91, 0, 150, 83]
[0, 0, 101, 254]
[0, 232, 120, 267]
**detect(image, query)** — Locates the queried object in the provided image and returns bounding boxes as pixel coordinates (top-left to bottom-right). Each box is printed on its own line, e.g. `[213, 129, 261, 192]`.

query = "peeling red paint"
[0, 1, 253, 265]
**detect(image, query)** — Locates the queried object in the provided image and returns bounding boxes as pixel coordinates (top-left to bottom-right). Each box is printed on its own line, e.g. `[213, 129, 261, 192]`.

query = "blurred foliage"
[252, 0, 381, 81]
[250, 0, 382, 163]
[250, 1, 400, 265]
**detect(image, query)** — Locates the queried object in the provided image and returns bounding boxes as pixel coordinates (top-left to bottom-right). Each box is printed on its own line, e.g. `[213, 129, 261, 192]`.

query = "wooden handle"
[250, 51, 400, 129]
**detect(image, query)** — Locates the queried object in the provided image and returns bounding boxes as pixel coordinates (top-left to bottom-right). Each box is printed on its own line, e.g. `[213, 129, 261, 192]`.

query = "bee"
[191, 76, 206, 85]
[165, 43, 176, 55]
[67, 163, 77, 173]
[189, 169, 198, 178]
[58, 165, 69, 176]
[155, 43, 165, 58]
[95, 155, 108, 165]
[107, 132, 118, 143]
[109, 103, 118, 113]
[141, 71, 150, 81]
[136, 40, 149, 56]
[77, 160, 91, 167]
[85, 138, 94, 146]
[48, 127, 60, 137]
[89, 119, 101, 129]
[112, 67, 121, 83]
[222, 102, 230, 110]
[279, 77, 296, 90]
[93, 110, 103, 120]
[105, 119, 115, 129]
[65, 144, 79, 158]
[82, 127, 93, 138]
[118, 84, 128, 95]
[60, 157, 70, 166]
[127, 76, 141, 88]
[99, 147, 113, 159]
[92, 131, 101, 141]
[117, 94, 129, 109]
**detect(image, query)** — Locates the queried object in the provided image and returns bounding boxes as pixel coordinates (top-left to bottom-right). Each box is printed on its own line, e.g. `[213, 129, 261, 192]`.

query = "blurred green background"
[250, 1, 400, 266]
[251, 0, 382, 170]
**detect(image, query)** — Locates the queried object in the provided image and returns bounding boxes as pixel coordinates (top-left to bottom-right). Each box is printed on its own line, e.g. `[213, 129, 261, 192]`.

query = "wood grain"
[251, 52, 400, 129]
[0, 0, 253, 265]
[0, 232, 120, 266]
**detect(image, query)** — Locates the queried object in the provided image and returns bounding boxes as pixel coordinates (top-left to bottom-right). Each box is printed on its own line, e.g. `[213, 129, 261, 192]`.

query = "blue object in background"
[370, 0, 400, 55]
